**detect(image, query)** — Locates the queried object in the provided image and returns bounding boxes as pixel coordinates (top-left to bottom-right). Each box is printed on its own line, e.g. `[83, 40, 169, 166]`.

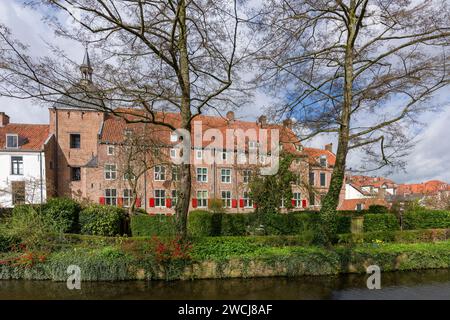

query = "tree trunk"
[318, 4, 356, 245]
[175, 0, 192, 240]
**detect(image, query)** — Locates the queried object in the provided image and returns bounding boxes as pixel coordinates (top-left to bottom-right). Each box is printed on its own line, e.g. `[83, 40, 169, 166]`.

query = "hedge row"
[130, 211, 352, 237]
[363, 214, 399, 232]
[403, 210, 450, 230]
[11, 200, 127, 237]
[338, 228, 450, 244]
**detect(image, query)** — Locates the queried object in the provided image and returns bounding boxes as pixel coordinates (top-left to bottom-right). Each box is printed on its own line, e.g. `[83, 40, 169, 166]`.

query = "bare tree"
[253, 0, 450, 243]
[0, 0, 251, 239]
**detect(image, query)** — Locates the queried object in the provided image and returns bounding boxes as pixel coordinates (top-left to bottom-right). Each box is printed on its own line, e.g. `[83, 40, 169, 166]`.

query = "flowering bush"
[152, 236, 192, 263]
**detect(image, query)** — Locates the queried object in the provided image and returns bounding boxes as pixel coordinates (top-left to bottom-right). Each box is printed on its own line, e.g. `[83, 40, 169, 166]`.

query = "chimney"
[282, 118, 293, 128]
[324, 143, 333, 152]
[0, 112, 10, 127]
[226, 111, 235, 122]
[257, 115, 267, 127]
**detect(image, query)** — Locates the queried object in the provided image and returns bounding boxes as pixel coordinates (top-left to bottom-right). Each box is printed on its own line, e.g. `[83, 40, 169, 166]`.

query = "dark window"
[319, 157, 327, 167]
[309, 172, 315, 185]
[320, 172, 326, 187]
[70, 134, 81, 149]
[309, 193, 315, 206]
[11, 156, 23, 175]
[12, 181, 25, 205]
[6, 134, 18, 148]
[356, 203, 364, 211]
[71, 167, 81, 181]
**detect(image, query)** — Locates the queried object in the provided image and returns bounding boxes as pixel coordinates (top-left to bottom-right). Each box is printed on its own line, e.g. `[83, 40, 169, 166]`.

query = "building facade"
[0, 112, 55, 207]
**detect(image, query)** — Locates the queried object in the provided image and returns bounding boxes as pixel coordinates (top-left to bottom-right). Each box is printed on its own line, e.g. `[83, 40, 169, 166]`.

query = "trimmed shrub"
[336, 216, 352, 234]
[363, 213, 399, 232]
[131, 214, 176, 237]
[368, 205, 389, 214]
[403, 210, 450, 230]
[79, 205, 125, 236]
[43, 198, 81, 233]
[221, 214, 248, 236]
[187, 210, 213, 237]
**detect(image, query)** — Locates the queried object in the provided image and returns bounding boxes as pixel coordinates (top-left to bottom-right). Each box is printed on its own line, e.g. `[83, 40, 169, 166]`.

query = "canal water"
[0, 269, 449, 299]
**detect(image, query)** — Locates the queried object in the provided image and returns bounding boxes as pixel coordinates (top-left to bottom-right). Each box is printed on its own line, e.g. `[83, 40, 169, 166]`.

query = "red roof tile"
[0, 124, 50, 151]
[397, 180, 449, 196]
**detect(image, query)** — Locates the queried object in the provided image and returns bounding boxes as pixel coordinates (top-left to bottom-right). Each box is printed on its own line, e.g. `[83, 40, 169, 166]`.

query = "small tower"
[79, 46, 93, 85]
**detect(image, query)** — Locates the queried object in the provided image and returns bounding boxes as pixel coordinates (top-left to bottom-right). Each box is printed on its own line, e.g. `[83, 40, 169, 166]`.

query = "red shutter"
[291, 199, 296, 207]
[253, 202, 257, 209]
[302, 199, 307, 208]
[166, 198, 172, 208]
[99, 197, 105, 205]
[232, 199, 238, 208]
[135, 198, 141, 208]
[239, 199, 244, 208]
[117, 197, 123, 207]
[149, 198, 155, 208]
[192, 198, 198, 208]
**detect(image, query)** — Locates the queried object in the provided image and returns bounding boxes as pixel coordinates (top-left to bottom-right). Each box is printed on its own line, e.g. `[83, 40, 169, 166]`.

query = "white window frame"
[171, 189, 178, 206]
[221, 151, 228, 161]
[171, 166, 180, 181]
[170, 132, 178, 142]
[221, 168, 231, 183]
[293, 192, 301, 208]
[243, 170, 251, 183]
[11, 156, 24, 175]
[105, 188, 117, 206]
[221, 190, 232, 208]
[197, 190, 208, 208]
[6, 134, 18, 149]
[107, 145, 115, 156]
[196, 167, 208, 183]
[104, 164, 117, 180]
[123, 189, 132, 208]
[249, 141, 258, 149]
[155, 189, 166, 208]
[154, 165, 166, 181]
[320, 172, 326, 187]
[196, 149, 203, 160]
[243, 191, 253, 208]
[319, 156, 327, 167]
[170, 148, 177, 159]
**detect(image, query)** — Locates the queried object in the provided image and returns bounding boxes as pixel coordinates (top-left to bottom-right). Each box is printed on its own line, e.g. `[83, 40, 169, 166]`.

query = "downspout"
[39, 151, 43, 205]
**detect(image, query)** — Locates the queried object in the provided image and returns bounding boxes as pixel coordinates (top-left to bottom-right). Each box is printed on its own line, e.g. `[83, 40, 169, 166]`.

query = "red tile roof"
[349, 175, 396, 188]
[397, 180, 449, 196]
[100, 110, 306, 153]
[303, 147, 336, 167]
[0, 124, 50, 151]
[338, 198, 388, 211]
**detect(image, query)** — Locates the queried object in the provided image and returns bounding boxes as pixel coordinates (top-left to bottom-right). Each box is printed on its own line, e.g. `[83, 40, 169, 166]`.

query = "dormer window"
[295, 144, 303, 152]
[6, 134, 18, 149]
[319, 156, 327, 167]
[170, 132, 178, 142]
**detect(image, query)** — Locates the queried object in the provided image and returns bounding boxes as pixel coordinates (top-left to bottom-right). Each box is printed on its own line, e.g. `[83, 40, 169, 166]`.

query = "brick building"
[1, 50, 339, 212]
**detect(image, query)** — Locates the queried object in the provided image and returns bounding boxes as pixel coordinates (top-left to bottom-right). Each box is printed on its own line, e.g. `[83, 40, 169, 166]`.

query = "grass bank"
[1, 236, 450, 281]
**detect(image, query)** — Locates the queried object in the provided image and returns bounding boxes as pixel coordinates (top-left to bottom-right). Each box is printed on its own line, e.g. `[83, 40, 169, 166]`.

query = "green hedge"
[338, 228, 450, 244]
[79, 205, 125, 236]
[363, 214, 399, 232]
[188, 210, 214, 237]
[130, 214, 176, 237]
[0, 233, 21, 252]
[404, 210, 450, 230]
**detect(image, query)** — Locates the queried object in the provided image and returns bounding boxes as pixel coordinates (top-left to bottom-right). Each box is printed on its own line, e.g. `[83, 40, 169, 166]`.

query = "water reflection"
[0, 269, 449, 300]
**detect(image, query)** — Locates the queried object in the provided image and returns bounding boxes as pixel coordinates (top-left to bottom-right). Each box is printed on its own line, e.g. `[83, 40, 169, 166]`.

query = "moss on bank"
[1, 239, 450, 281]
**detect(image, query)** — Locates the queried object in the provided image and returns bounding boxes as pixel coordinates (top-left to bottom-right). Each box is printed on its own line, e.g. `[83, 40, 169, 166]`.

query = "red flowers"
[151, 236, 192, 263]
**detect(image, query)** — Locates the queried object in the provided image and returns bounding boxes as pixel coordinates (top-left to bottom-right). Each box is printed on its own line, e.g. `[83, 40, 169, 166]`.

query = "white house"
[0, 112, 55, 208]
[345, 183, 370, 199]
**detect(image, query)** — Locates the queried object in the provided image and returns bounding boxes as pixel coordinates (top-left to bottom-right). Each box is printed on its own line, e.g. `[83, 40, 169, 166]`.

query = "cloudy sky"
[0, 0, 449, 184]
